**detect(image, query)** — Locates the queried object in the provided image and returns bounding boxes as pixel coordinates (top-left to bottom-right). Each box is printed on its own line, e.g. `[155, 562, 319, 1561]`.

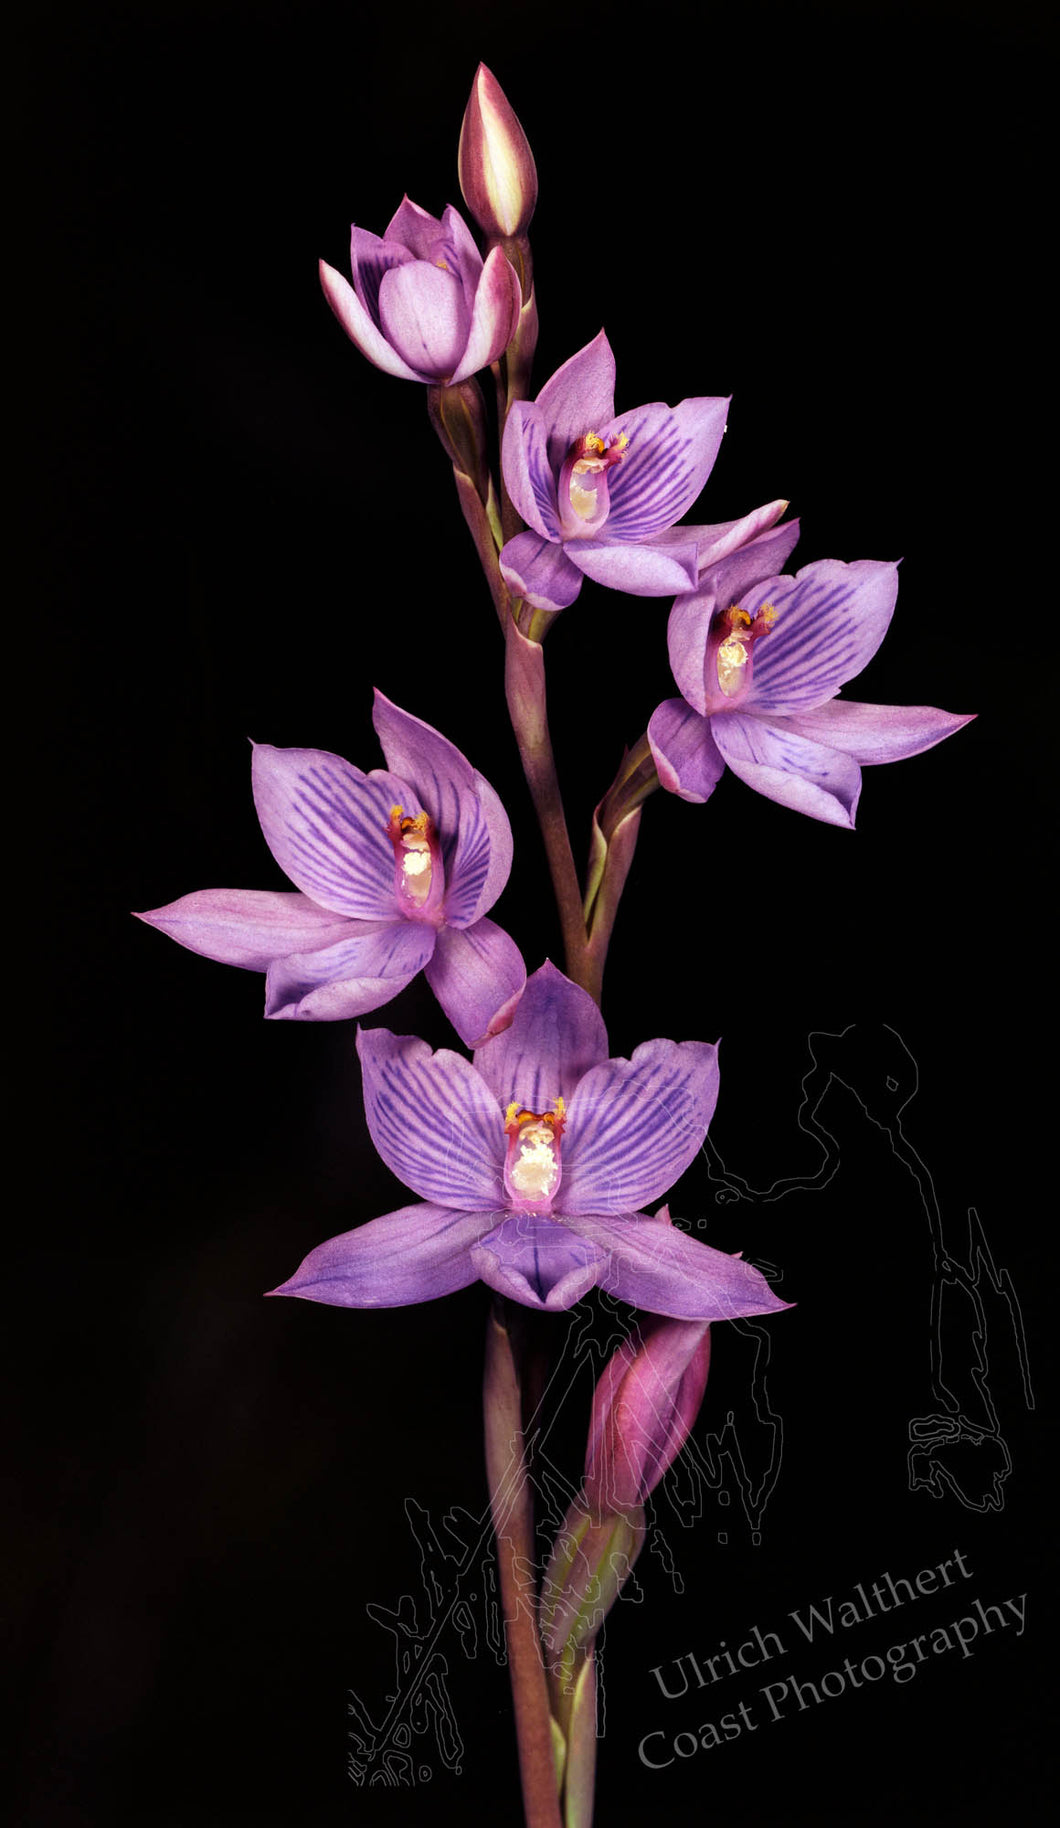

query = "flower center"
[387, 804, 444, 922]
[558, 431, 629, 537]
[713, 601, 777, 699]
[503, 1098, 566, 1211]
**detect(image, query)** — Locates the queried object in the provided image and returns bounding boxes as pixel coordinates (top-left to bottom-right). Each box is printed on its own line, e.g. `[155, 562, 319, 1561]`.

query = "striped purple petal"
[468, 769, 514, 917]
[252, 745, 407, 918]
[776, 698, 975, 763]
[712, 712, 863, 827]
[745, 559, 900, 716]
[603, 396, 729, 541]
[564, 1212, 792, 1322]
[319, 260, 425, 382]
[470, 1214, 608, 1311]
[499, 530, 585, 611]
[371, 689, 475, 811]
[561, 1038, 720, 1217]
[357, 1026, 505, 1209]
[269, 1201, 494, 1308]
[425, 919, 525, 1048]
[134, 888, 354, 970]
[501, 400, 562, 539]
[439, 786, 493, 926]
[264, 918, 435, 1021]
[472, 961, 609, 1112]
[535, 331, 617, 474]
[567, 532, 699, 598]
[349, 226, 414, 327]
[690, 502, 798, 576]
[647, 697, 725, 803]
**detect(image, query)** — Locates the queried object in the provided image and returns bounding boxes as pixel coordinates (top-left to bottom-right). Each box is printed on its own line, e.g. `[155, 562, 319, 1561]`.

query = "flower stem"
[484, 1300, 563, 1828]
[503, 613, 595, 995]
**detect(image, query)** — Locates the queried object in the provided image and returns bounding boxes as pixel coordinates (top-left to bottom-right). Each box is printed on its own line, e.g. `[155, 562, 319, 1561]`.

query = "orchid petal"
[318, 260, 425, 382]
[384, 194, 445, 256]
[470, 1215, 609, 1311]
[134, 888, 353, 969]
[450, 245, 522, 383]
[500, 531, 585, 611]
[567, 535, 699, 597]
[437, 203, 485, 295]
[468, 769, 514, 916]
[252, 745, 407, 918]
[535, 331, 617, 473]
[472, 960, 609, 1111]
[562, 1039, 720, 1216]
[712, 712, 863, 827]
[689, 501, 798, 576]
[264, 919, 435, 1021]
[563, 1213, 791, 1322]
[745, 559, 900, 715]
[270, 1202, 493, 1307]
[777, 698, 976, 763]
[349, 226, 414, 325]
[647, 697, 725, 803]
[377, 259, 470, 381]
[666, 517, 805, 714]
[424, 919, 526, 1048]
[603, 397, 729, 540]
[357, 1027, 505, 1208]
[501, 401, 561, 539]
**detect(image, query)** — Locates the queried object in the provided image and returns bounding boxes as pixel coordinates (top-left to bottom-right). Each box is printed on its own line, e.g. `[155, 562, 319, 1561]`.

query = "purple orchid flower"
[319, 196, 521, 384]
[270, 962, 790, 1321]
[136, 693, 525, 1048]
[498, 330, 790, 612]
[648, 533, 975, 826]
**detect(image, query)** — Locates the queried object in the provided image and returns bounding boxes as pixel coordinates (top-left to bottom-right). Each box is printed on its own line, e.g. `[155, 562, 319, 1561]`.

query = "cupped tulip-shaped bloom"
[319, 196, 521, 384]
[583, 1303, 711, 1516]
[499, 330, 791, 612]
[270, 963, 790, 1320]
[136, 693, 525, 1048]
[648, 537, 975, 827]
[458, 63, 537, 239]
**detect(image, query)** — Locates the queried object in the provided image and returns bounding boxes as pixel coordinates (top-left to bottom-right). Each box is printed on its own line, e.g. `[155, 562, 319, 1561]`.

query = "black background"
[14, 1, 1051, 1823]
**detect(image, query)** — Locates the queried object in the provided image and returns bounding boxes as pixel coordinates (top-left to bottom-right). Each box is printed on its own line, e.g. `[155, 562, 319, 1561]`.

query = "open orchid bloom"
[137, 693, 525, 1047]
[319, 196, 521, 384]
[498, 330, 791, 612]
[648, 540, 975, 827]
[270, 963, 790, 1320]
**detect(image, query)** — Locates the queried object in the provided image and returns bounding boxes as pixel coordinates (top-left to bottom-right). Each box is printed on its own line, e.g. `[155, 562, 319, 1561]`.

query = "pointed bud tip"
[459, 64, 537, 238]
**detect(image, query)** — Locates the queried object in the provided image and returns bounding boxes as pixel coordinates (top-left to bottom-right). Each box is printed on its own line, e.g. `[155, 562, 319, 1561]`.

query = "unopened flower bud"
[458, 63, 537, 239]
[584, 1281, 712, 1516]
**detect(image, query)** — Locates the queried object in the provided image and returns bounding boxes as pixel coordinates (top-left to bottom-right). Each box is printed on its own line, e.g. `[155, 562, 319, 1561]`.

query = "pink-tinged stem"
[484, 1301, 563, 1828]
[503, 614, 594, 995]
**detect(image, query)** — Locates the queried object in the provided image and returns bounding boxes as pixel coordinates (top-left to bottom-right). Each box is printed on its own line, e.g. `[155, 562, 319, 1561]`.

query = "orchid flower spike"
[649, 536, 975, 826]
[271, 963, 792, 1321]
[499, 330, 791, 612]
[136, 693, 525, 1048]
[319, 196, 521, 384]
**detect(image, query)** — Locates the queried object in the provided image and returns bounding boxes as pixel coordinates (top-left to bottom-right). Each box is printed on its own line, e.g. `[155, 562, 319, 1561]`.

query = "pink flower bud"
[584, 1270, 712, 1515]
[458, 64, 537, 239]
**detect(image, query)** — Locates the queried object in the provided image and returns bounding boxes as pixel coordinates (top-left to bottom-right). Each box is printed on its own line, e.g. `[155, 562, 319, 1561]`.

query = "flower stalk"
[484, 1299, 563, 1828]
